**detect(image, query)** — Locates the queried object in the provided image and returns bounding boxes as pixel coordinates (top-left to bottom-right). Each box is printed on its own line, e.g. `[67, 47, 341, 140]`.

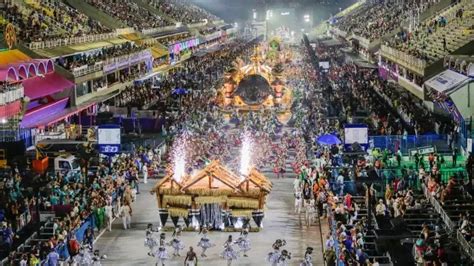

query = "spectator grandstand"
[333, 0, 438, 41]
[3, 1, 111, 43]
[85, 0, 173, 30]
[388, 0, 474, 63]
[149, 0, 221, 24]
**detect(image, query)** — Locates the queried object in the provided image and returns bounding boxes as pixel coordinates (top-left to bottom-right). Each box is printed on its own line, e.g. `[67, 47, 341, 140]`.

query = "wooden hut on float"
[152, 160, 272, 230]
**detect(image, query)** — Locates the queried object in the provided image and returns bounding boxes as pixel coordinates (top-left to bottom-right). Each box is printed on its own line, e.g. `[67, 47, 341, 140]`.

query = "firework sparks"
[239, 131, 254, 178]
[172, 133, 188, 183]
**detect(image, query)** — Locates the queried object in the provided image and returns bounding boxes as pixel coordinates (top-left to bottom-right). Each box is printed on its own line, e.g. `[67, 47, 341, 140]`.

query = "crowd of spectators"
[86, 0, 172, 30]
[39, 0, 111, 37]
[56, 42, 144, 71]
[1, 144, 163, 264]
[3, 2, 110, 43]
[371, 79, 454, 135]
[298, 35, 474, 265]
[155, 32, 192, 47]
[115, 82, 160, 109]
[149, 0, 220, 24]
[334, 0, 438, 41]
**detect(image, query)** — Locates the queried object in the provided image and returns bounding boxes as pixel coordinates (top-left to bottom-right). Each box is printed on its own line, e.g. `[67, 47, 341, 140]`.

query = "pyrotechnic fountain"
[153, 131, 272, 231]
[171, 133, 188, 183]
[172, 139, 186, 183]
[239, 131, 254, 178]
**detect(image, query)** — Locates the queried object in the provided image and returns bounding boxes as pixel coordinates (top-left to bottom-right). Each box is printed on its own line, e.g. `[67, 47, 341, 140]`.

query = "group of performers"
[143, 224, 313, 265]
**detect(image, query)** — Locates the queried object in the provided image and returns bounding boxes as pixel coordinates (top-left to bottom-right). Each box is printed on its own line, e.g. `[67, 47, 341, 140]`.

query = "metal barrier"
[326, 205, 343, 266]
[456, 229, 474, 260]
[422, 184, 455, 230]
[380, 45, 427, 75]
[71, 62, 104, 77]
[369, 134, 448, 155]
[28, 32, 118, 50]
[422, 184, 474, 261]
[0, 85, 24, 105]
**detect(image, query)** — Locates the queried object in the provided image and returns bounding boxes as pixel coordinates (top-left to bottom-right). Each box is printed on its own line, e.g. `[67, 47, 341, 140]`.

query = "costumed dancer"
[266, 239, 285, 266]
[294, 188, 303, 214]
[145, 223, 159, 256]
[168, 226, 185, 257]
[278, 249, 292, 266]
[155, 233, 168, 266]
[197, 226, 215, 257]
[235, 228, 251, 257]
[300, 247, 313, 266]
[92, 249, 106, 266]
[73, 245, 94, 265]
[221, 235, 239, 266]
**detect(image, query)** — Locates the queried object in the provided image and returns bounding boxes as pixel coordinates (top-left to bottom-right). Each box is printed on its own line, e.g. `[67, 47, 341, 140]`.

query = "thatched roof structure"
[152, 160, 272, 213]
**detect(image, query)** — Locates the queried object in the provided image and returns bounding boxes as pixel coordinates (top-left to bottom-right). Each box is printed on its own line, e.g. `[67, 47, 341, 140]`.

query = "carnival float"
[152, 160, 272, 231]
[217, 41, 293, 123]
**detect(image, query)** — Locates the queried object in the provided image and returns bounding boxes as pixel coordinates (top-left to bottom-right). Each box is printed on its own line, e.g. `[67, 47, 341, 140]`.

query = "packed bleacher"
[149, 0, 220, 24]
[85, 0, 173, 30]
[3, 2, 111, 43]
[388, 0, 474, 63]
[114, 82, 160, 109]
[333, 0, 438, 41]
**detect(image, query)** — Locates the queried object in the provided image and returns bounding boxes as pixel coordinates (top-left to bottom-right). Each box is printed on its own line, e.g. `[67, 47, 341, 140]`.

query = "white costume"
[294, 190, 303, 214]
[144, 228, 158, 253]
[300, 253, 313, 266]
[197, 231, 215, 256]
[235, 231, 251, 256]
[221, 240, 239, 265]
[155, 238, 169, 265]
[168, 231, 185, 256]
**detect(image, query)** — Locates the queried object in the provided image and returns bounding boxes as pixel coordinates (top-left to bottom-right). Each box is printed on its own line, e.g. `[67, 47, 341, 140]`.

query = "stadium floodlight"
[304, 14, 310, 22]
[253, 9, 257, 20]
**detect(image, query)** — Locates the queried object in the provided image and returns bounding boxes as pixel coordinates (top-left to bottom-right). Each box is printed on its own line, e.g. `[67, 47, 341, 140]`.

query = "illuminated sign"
[168, 38, 200, 54]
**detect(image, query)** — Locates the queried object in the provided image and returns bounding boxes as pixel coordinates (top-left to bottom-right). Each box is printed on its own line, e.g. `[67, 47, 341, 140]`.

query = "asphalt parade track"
[95, 174, 328, 265]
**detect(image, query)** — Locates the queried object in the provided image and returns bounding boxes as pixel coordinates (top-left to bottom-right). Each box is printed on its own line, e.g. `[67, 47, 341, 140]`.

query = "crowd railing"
[28, 32, 118, 50]
[380, 45, 427, 75]
[422, 183, 474, 260]
[369, 134, 449, 155]
[69, 49, 152, 78]
[422, 183, 455, 230]
[103, 49, 152, 74]
[0, 84, 24, 105]
[71, 62, 104, 78]
[456, 229, 474, 259]
[141, 25, 181, 36]
[326, 204, 343, 266]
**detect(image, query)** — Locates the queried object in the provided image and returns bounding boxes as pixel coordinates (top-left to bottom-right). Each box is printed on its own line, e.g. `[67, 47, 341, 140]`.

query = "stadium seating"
[390, 0, 474, 64]
[150, 0, 221, 24]
[85, 0, 173, 30]
[333, 1, 434, 41]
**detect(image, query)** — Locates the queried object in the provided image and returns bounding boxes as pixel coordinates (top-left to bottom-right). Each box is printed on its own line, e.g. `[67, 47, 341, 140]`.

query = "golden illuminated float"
[217, 44, 293, 121]
[152, 160, 272, 231]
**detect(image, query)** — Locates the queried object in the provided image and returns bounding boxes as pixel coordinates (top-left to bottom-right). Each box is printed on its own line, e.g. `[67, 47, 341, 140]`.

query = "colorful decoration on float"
[4, 23, 17, 50]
